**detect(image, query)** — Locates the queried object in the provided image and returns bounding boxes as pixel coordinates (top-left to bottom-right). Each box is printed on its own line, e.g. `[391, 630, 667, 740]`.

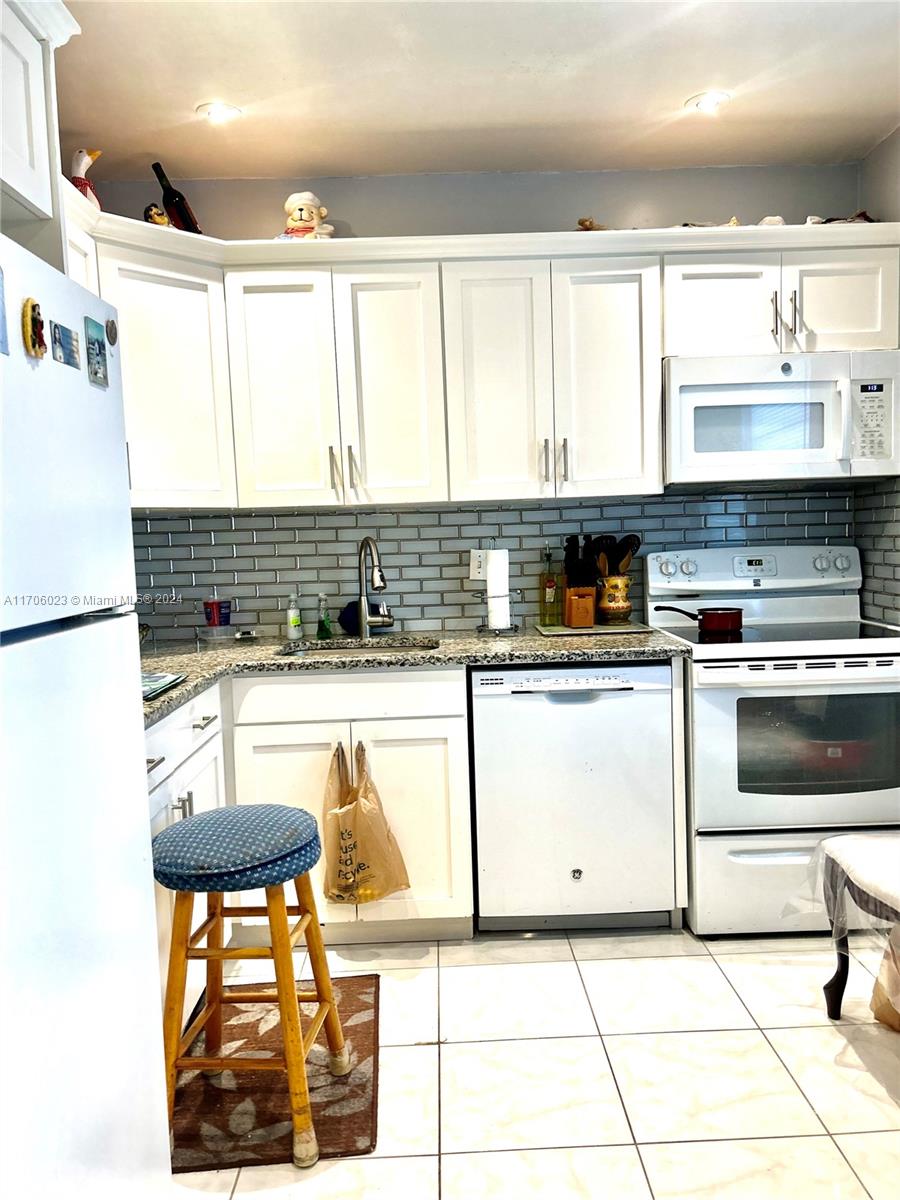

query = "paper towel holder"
[471, 588, 523, 637]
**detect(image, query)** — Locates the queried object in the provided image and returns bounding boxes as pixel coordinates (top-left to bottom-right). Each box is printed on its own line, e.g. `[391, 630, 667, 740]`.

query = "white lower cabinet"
[230, 669, 473, 935]
[149, 732, 227, 1020]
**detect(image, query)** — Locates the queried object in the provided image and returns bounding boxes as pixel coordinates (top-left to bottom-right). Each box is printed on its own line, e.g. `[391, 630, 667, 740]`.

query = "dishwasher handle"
[542, 687, 634, 704]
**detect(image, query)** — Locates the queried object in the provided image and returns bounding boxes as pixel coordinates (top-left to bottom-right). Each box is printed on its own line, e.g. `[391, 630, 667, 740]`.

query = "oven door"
[690, 660, 900, 829]
[665, 353, 850, 483]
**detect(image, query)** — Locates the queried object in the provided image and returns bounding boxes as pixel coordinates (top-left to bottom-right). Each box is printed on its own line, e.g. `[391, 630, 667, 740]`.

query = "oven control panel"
[647, 545, 862, 592]
[853, 379, 892, 460]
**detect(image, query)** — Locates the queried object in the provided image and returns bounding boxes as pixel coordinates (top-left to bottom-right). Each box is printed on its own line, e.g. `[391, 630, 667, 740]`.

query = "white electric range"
[646, 545, 900, 935]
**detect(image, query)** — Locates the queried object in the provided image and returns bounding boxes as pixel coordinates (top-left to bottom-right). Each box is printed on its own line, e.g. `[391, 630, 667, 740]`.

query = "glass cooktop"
[669, 621, 900, 646]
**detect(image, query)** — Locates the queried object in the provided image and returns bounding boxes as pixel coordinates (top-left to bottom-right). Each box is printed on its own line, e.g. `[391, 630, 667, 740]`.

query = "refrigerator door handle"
[146, 755, 166, 773]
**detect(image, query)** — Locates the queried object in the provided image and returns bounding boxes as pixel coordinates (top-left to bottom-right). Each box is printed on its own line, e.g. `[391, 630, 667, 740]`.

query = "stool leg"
[267, 883, 319, 1169]
[295, 873, 351, 1077]
[205, 892, 224, 1058]
[162, 891, 194, 1124]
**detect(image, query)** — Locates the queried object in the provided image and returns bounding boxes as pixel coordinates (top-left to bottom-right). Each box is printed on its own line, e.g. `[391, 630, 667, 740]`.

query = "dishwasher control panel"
[471, 664, 670, 694]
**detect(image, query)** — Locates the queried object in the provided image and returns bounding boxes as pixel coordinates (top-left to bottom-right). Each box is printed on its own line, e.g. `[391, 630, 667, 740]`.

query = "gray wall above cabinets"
[132, 487, 855, 642]
[96, 161, 863, 241]
[860, 127, 900, 222]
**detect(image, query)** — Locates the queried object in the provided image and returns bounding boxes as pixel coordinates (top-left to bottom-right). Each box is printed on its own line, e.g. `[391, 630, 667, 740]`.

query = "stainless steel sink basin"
[278, 636, 440, 657]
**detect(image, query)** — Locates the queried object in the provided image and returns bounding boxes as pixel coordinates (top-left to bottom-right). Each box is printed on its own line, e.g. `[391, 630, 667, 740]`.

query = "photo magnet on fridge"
[50, 321, 81, 369]
[0, 266, 8, 355]
[84, 316, 108, 387]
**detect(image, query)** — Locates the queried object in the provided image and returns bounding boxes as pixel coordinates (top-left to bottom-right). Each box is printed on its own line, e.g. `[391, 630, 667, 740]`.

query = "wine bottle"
[151, 161, 202, 234]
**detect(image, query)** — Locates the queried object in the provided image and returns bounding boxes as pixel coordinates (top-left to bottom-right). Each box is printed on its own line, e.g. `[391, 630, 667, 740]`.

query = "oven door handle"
[726, 849, 815, 866]
[693, 672, 900, 689]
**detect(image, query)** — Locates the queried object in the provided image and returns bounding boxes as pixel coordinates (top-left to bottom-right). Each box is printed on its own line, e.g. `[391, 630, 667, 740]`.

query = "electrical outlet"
[469, 549, 488, 580]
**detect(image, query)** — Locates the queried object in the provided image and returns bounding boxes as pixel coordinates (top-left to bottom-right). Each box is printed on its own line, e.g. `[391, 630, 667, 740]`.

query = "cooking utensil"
[618, 550, 633, 574]
[612, 533, 641, 573]
[653, 604, 744, 633]
[598, 551, 609, 578]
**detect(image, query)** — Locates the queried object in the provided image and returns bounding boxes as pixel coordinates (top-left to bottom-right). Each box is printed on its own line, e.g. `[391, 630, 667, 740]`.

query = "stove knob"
[813, 554, 831, 572]
[658, 559, 677, 577]
[680, 559, 698, 577]
[834, 554, 852, 572]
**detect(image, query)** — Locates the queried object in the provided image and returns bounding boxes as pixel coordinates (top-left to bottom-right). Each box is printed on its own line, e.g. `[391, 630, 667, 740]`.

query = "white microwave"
[665, 351, 899, 484]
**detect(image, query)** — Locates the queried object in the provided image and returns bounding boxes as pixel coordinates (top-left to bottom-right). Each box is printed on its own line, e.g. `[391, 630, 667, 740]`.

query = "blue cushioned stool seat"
[152, 804, 321, 893]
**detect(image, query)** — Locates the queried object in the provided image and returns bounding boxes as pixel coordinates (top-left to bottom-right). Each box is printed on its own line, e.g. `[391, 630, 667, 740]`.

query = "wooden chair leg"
[205, 892, 224, 1057]
[267, 883, 319, 1169]
[823, 932, 850, 1020]
[295, 874, 351, 1077]
[162, 891, 194, 1124]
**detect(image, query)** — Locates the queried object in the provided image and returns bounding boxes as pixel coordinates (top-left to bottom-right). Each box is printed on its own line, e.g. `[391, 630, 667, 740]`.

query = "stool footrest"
[226, 989, 320, 1005]
[176, 1054, 288, 1073]
[221, 905, 303, 918]
[302, 1003, 330, 1057]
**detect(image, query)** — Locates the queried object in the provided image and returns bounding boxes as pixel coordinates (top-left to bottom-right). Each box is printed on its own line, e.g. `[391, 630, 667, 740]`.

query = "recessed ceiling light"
[684, 90, 732, 115]
[195, 101, 243, 125]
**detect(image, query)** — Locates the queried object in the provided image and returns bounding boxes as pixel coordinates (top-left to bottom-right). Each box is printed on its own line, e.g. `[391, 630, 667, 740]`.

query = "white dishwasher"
[471, 663, 676, 929]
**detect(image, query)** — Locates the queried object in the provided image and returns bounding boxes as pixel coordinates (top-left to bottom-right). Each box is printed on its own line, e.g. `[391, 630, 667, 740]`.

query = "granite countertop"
[141, 629, 689, 728]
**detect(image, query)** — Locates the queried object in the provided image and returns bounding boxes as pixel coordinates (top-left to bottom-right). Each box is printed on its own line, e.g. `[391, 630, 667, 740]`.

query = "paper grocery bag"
[351, 742, 410, 904]
[322, 742, 410, 904]
[323, 743, 358, 903]
[870, 927, 900, 1033]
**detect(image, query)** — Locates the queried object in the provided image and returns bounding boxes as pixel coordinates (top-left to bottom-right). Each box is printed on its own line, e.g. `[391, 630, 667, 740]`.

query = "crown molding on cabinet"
[10, 0, 79, 47]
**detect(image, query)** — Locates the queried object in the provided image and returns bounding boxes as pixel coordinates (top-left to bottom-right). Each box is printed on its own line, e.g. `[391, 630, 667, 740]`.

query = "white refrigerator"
[0, 236, 172, 1198]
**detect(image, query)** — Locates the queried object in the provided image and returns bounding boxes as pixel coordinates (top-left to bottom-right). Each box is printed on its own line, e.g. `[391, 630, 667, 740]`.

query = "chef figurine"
[143, 203, 171, 226]
[276, 190, 335, 239]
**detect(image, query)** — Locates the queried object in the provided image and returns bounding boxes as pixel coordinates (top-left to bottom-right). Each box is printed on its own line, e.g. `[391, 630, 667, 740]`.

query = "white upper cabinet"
[663, 252, 782, 356]
[781, 249, 900, 352]
[664, 248, 900, 356]
[97, 245, 237, 508]
[333, 263, 448, 505]
[442, 260, 555, 501]
[1, 2, 52, 217]
[552, 257, 663, 496]
[226, 269, 344, 507]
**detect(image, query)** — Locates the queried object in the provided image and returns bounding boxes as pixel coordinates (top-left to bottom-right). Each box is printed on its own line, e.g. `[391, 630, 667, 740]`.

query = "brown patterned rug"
[172, 975, 379, 1173]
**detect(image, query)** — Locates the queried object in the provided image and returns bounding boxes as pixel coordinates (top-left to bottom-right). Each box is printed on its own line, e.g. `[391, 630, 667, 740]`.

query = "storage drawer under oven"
[688, 833, 832, 936]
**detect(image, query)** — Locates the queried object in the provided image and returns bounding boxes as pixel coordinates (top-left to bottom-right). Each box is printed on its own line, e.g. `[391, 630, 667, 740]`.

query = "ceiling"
[57, 1, 900, 182]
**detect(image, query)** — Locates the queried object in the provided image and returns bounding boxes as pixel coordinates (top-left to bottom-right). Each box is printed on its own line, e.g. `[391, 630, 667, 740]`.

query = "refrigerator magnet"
[22, 298, 47, 358]
[0, 267, 8, 355]
[84, 316, 108, 386]
[50, 321, 81, 369]
[105, 318, 118, 346]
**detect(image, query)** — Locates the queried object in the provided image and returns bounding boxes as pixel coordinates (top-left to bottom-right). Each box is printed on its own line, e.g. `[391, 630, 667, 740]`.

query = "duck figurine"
[70, 148, 102, 209]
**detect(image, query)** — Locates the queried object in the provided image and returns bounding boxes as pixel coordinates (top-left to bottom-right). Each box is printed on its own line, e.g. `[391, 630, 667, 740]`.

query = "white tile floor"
[173, 930, 899, 1199]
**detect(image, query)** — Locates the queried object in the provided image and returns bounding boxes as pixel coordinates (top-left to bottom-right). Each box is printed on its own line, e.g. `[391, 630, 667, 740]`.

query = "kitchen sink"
[278, 635, 441, 657]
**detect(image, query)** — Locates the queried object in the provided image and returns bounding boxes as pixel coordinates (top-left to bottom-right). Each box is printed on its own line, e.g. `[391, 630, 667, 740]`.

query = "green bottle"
[316, 593, 334, 640]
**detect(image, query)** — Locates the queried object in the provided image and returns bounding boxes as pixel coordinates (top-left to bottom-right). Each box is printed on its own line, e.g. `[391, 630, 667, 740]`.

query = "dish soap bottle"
[286, 592, 303, 641]
[316, 593, 333, 640]
[539, 543, 561, 626]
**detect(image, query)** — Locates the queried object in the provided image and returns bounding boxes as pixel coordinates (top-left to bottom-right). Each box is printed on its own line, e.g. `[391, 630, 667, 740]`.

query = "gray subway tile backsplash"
[133, 486, 871, 639]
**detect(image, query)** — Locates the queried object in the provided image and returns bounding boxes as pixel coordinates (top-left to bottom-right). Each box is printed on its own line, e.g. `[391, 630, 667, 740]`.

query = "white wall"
[95, 162, 861, 240]
[861, 127, 900, 221]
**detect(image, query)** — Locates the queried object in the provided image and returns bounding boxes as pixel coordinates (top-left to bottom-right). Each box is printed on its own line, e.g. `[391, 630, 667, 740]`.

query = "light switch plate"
[469, 549, 488, 580]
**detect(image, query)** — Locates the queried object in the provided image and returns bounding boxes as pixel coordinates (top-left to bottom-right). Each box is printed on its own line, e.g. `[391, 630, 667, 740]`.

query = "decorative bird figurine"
[70, 148, 102, 209]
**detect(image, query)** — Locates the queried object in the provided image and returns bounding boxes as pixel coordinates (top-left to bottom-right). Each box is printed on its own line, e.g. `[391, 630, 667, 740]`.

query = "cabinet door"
[97, 246, 237, 507]
[663, 253, 782, 356]
[150, 733, 226, 1021]
[1, 4, 52, 216]
[782, 249, 900, 352]
[232, 721, 354, 927]
[353, 716, 473, 923]
[226, 269, 345, 507]
[442, 260, 555, 500]
[552, 257, 663, 497]
[333, 263, 448, 504]
[65, 220, 100, 295]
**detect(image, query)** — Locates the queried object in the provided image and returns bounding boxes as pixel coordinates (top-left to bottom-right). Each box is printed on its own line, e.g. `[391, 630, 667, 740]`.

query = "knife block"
[564, 586, 596, 628]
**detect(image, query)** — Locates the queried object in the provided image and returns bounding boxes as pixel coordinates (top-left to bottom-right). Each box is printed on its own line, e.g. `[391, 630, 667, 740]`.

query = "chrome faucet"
[357, 535, 394, 641]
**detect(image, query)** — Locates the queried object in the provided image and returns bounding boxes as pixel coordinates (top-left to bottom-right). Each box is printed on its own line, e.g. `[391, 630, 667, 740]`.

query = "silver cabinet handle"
[125, 441, 132, 488]
[328, 444, 341, 495]
[146, 756, 166, 773]
[347, 444, 358, 490]
[770, 291, 780, 342]
[170, 789, 194, 819]
[562, 436, 570, 482]
[192, 714, 218, 732]
[543, 437, 550, 483]
[790, 289, 799, 337]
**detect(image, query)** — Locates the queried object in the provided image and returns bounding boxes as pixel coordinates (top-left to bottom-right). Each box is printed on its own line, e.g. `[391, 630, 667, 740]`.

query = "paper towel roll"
[486, 549, 511, 630]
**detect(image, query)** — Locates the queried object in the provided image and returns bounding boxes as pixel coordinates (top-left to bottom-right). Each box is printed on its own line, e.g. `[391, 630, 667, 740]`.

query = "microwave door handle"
[837, 378, 852, 463]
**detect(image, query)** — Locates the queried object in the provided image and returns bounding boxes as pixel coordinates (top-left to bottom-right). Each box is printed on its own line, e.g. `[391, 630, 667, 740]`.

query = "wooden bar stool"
[152, 803, 350, 1169]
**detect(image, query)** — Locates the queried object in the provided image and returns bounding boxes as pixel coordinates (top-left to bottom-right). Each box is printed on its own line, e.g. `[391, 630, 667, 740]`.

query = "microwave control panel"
[853, 379, 892, 459]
